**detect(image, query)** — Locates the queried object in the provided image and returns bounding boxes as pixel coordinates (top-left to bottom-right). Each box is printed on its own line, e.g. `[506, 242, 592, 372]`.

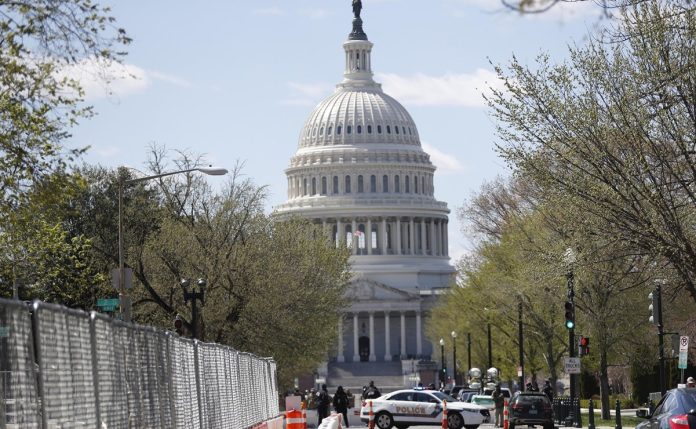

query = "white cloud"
[422, 142, 465, 174]
[377, 69, 502, 107]
[253, 7, 283, 16]
[55, 57, 192, 100]
[280, 81, 333, 106]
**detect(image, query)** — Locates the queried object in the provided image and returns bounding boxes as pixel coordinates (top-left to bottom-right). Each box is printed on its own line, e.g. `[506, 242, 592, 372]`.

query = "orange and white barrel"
[503, 399, 509, 429]
[442, 400, 448, 429]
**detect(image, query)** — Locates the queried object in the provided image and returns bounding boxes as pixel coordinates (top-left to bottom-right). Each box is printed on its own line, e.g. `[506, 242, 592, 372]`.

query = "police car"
[360, 388, 490, 429]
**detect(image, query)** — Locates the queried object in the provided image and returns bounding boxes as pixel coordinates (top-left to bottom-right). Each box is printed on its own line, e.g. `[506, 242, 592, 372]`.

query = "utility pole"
[650, 282, 666, 396]
[467, 333, 472, 373]
[487, 323, 493, 369]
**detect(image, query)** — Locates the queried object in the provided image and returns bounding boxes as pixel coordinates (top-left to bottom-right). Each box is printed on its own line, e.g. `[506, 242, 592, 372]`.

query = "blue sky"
[68, 0, 602, 261]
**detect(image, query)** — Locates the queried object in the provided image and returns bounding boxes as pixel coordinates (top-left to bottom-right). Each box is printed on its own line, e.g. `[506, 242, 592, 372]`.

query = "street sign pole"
[678, 336, 689, 383]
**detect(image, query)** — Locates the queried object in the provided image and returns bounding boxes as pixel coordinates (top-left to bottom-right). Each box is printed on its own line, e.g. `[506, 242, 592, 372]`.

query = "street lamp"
[439, 338, 446, 387]
[451, 331, 458, 384]
[117, 166, 227, 321]
[182, 278, 206, 340]
[563, 247, 579, 427]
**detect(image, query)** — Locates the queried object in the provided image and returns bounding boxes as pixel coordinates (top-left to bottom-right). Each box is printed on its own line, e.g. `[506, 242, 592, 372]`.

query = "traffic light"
[564, 301, 575, 330]
[579, 336, 590, 356]
[648, 290, 660, 325]
[174, 314, 183, 335]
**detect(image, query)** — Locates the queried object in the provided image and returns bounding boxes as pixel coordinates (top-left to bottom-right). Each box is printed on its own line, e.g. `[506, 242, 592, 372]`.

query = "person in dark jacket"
[333, 385, 350, 427]
[317, 384, 331, 425]
[542, 380, 554, 402]
[363, 380, 381, 399]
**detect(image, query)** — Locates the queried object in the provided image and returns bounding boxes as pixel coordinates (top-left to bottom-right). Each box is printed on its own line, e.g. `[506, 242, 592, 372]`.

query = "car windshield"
[516, 395, 549, 405]
[431, 391, 458, 402]
[473, 396, 494, 405]
[681, 390, 696, 410]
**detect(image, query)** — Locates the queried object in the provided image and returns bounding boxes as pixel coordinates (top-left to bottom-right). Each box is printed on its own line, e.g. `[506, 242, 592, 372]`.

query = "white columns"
[409, 218, 415, 255]
[352, 219, 358, 255]
[395, 218, 402, 255]
[400, 312, 407, 358]
[381, 218, 387, 254]
[420, 218, 427, 255]
[337, 218, 343, 247]
[369, 312, 376, 362]
[384, 312, 391, 361]
[367, 218, 372, 255]
[430, 219, 436, 256]
[353, 313, 360, 362]
[444, 221, 449, 256]
[337, 316, 345, 362]
[416, 311, 423, 358]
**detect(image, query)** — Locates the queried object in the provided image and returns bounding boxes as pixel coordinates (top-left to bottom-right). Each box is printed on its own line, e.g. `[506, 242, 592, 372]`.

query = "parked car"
[459, 391, 478, 403]
[451, 385, 474, 399]
[508, 392, 554, 429]
[360, 388, 490, 429]
[636, 387, 696, 429]
[470, 395, 495, 411]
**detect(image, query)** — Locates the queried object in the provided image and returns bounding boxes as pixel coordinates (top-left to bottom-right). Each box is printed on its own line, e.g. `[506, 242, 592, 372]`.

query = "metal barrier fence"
[0, 298, 280, 428]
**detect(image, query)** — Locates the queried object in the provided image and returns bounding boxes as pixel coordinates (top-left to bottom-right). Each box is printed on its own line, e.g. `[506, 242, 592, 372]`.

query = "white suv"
[359, 389, 490, 429]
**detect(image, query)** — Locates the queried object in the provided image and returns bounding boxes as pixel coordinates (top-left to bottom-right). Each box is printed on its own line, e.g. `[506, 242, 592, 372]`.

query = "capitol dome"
[276, 3, 454, 370]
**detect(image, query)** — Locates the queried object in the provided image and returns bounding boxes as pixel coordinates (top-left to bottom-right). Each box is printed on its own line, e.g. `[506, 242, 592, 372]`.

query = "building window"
[328, 125, 333, 135]
[377, 125, 382, 134]
[358, 175, 364, 193]
[347, 125, 352, 134]
[414, 176, 419, 194]
[320, 127, 324, 135]
[345, 175, 351, 193]
[395, 175, 400, 193]
[422, 177, 425, 195]
[382, 175, 389, 192]
[402, 126, 406, 134]
[312, 178, 317, 195]
[405, 175, 410, 193]
[321, 177, 327, 195]
[367, 125, 372, 134]
[337, 125, 342, 135]
[333, 176, 339, 194]
[357, 125, 362, 134]
[386, 125, 391, 134]
[370, 175, 376, 193]
[395, 126, 399, 134]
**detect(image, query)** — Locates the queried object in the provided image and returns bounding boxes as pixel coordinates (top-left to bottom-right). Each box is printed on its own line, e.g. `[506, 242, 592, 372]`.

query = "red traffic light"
[580, 336, 589, 347]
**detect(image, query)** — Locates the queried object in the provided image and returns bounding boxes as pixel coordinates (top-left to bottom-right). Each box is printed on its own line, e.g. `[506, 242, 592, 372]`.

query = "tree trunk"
[599, 347, 610, 419]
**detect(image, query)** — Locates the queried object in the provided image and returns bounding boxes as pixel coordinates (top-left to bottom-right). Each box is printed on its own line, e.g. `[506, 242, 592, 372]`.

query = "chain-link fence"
[0, 298, 280, 429]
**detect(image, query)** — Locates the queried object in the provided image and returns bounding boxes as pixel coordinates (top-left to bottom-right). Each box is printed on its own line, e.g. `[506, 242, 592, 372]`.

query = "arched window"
[303, 178, 308, 195]
[421, 177, 425, 195]
[382, 175, 389, 193]
[312, 178, 317, 195]
[414, 176, 419, 194]
[367, 125, 372, 134]
[321, 177, 327, 195]
[370, 175, 377, 193]
[333, 176, 339, 194]
[395, 175, 400, 193]
[408, 127, 412, 135]
[395, 126, 399, 134]
[320, 127, 324, 135]
[357, 125, 362, 134]
[358, 175, 364, 193]
[377, 125, 382, 134]
[312, 127, 317, 136]
[347, 125, 352, 134]
[405, 175, 410, 193]
[337, 125, 342, 135]
[386, 125, 391, 134]
[345, 175, 351, 193]
[402, 126, 406, 134]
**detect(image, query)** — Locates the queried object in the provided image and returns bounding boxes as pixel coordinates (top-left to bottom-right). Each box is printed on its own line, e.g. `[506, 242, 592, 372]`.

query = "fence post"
[575, 397, 582, 428]
[193, 340, 205, 429]
[588, 399, 595, 429]
[614, 399, 622, 429]
[89, 312, 102, 429]
[31, 302, 47, 429]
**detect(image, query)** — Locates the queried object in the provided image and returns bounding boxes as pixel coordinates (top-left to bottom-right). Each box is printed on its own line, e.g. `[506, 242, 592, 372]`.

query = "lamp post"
[440, 338, 446, 387]
[487, 323, 493, 369]
[518, 300, 525, 392]
[467, 333, 472, 373]
[564, 248, 577, 427]
[182, 278, 206, 340]
[117, 166, 227, 321]
[451, 331, 458, 384]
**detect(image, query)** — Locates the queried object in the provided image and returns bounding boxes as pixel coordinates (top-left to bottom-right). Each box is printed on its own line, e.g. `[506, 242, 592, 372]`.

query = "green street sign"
[97, 298, 120, 307]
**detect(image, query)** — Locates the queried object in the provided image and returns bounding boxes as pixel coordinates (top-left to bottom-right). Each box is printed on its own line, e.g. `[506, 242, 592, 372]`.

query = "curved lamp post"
[118, 166, 227, 321]
[451, 331, 458, 384]
[439, 337, 445, 387]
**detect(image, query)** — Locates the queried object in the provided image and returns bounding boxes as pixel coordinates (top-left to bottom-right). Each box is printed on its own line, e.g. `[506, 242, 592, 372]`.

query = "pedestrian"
[333, 385, 350, 427]
[492, 384, 505, 428]
[363, 380, 381, 399]
[317, 384, 331, 425]
[542, 380, 554, 402]
[687, 377, 695, 388]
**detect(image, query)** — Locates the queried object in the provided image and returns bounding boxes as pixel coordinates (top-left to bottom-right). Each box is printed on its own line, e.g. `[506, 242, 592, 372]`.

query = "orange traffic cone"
[503, 399, 509, 429]
[442, 400, 448, 429]
[369, 401, 375, 429]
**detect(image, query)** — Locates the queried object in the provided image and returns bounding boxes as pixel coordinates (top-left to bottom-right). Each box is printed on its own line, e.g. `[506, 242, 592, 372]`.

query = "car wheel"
[375, 412, 393, 429]
[447, 412, 464, 429]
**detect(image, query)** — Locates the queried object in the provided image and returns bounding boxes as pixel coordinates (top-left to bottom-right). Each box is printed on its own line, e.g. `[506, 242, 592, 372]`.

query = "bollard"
[368, 401, 375, 429]
[614, 399, 622, 429]
[575, 398, 582, 428]
[442, 400, 449, 429]
[588, 399, 595, 429]
[503, 399, 509, 429]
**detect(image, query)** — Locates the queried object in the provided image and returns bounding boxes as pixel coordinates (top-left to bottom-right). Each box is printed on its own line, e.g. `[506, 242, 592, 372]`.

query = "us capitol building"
[275, 2, 455, 390]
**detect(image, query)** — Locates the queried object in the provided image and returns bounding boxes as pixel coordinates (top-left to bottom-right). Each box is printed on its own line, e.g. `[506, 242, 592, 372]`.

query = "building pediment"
[346, 277, 416, 302]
